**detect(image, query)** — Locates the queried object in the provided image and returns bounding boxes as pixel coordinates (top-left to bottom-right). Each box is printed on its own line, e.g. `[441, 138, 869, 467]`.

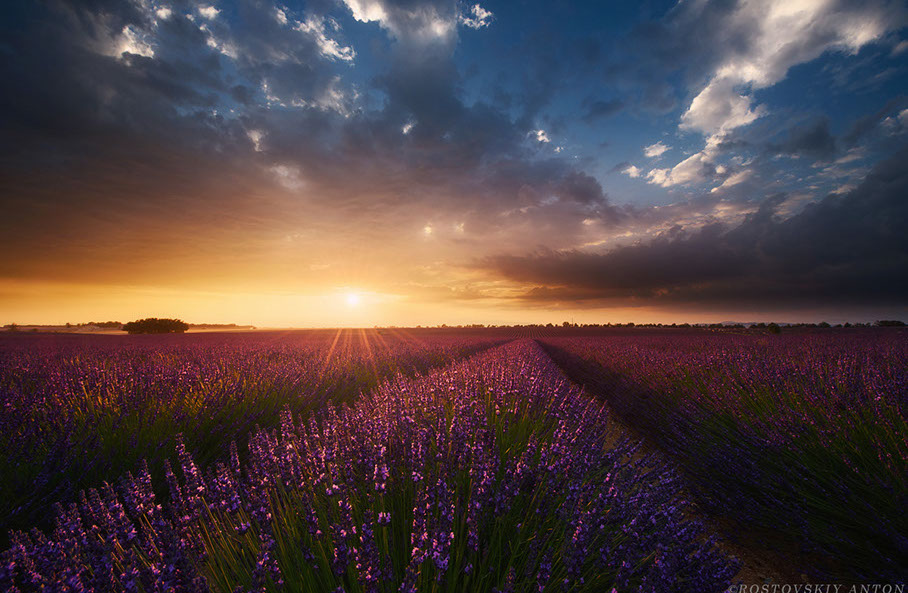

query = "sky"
[1, 0, 907, 327]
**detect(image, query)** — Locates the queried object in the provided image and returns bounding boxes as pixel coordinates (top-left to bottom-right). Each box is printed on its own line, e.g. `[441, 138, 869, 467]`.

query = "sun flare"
[345, 292, 360, 307]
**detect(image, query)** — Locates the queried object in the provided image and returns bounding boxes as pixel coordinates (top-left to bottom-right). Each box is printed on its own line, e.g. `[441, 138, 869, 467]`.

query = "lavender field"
[1, 328, 905, 591]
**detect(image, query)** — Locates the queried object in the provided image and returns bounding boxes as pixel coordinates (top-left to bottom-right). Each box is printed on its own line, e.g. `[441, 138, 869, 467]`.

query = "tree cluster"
[122, 318, 189, 334]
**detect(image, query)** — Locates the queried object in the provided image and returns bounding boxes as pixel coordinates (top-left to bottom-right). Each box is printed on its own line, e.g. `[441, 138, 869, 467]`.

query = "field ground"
[1, 327, 905, 591]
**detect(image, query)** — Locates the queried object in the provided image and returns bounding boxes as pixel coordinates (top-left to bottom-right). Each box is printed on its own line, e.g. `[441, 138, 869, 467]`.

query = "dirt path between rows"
[534, 339, 806, 587]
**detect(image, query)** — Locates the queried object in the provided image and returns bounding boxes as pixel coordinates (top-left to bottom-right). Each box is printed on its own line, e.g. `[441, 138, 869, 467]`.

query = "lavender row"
[2, 340, 737, 592]
[540, 330, 908, 580]
[0, 330, 506, 543]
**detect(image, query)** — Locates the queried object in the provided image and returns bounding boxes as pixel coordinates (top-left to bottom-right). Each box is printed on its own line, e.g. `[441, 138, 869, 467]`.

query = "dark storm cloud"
[485, 147, 908, 308]
[770, 118, 837, 160]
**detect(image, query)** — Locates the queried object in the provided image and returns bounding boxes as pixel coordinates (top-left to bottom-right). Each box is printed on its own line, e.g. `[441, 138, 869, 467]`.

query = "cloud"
[198, 6, 220, 20]
[623, 164, 642, 178]
[296, 17, 356, 62]
[343, 0, 389, 23]
[533, 129, 550, 143]
[484, 147, 908, 308]
[643, 141, 669, 158]
[842, 95, 908, 146]
[342, 0, 459, 48]
[646, 168, 670, 186]
[770, 118, 837, 159]
[460, 4, 493, 30]
[680, 77, 765, 136]
[710, 169, 752, 193]
[646, 135, 723, 187]
[682, 0, 901, 135]
[633, 0, 908, 188]
[112, 24, 156, 58]
[0, 0, 630, 295]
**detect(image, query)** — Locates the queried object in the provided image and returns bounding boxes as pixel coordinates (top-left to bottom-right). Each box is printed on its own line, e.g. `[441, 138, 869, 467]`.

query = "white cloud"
[623, 164, 642, 178]
[402, 120, 415, 134]
[646, 135, 727, 187]
[200, 23, 237, 58]
[342, 0, 457, 47]
[113, 25, 154, 59]
[665, 0, 904, 187]
[643, 141, 669, 158]
[296, 17, 356, 62]
[155, 7, 172, 20]
[710, 169, 752, 193]
[658, 154, 702, 186]
[533, 129, 550, 143]
[197, 5, 219, 20]
[893, 40, 908, 55]
[646, 168, 670, 186]
[681, 77, 765, 136]
[693, 0, 899, 135]
[275, 7, 288, 25]
[247, 129, 265, 152]
[344, 0, 388, 23]
[460, 4, 493, 29]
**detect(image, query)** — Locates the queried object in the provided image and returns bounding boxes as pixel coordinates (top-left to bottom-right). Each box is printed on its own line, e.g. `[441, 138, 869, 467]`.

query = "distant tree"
[122, 318, 189, 334]
[7, 323, 18, 332]
[875, 320, 906, 327]
[767, 323, 781, 334]
[817, 321, 831, 328]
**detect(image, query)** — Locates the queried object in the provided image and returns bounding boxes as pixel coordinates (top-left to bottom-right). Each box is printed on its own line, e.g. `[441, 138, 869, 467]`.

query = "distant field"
[1, 327, 904, 591]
